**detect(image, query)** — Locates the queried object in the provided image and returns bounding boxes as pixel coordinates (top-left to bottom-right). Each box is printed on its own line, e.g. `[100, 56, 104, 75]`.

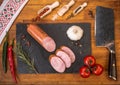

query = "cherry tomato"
[79, 66, 91, 78]
[84, 55, 96, 67]
[92, 64, 103, 75]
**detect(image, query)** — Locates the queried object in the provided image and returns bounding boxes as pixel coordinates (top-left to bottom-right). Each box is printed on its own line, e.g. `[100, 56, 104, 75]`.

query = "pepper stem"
[11, 38, 15, 47]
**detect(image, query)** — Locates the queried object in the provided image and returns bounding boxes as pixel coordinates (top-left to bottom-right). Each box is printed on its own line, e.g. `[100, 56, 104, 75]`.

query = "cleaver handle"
[108, 51, 117, 80]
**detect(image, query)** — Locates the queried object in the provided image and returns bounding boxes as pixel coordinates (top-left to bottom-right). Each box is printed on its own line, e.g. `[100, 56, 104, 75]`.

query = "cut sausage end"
[42, 37, 56, 52]
[49, 55, 66, 73]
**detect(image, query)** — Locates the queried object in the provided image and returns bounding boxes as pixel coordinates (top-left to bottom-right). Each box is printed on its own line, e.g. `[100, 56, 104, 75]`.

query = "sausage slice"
[49, 55, 65, 73]
[56, 49, 71, 68]
[60, 46, 75, 63]
[27, 24, 56, 52]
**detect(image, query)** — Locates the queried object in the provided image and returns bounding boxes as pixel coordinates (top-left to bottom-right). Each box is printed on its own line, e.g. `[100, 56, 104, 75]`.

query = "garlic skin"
[66, 25, 83, 41]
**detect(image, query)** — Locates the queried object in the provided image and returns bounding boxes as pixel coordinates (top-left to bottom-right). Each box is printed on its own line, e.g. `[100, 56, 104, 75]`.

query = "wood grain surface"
[0, 0, 120, 85]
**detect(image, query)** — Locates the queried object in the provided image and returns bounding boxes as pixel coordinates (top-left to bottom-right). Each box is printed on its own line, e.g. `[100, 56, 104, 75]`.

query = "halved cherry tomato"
[79, 66, 91, 78]
[84, 55, 96, 67]
[92, 64, 103, 75]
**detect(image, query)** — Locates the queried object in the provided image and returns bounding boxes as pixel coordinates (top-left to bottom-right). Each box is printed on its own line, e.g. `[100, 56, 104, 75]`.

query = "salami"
[27, 24, 56, 52]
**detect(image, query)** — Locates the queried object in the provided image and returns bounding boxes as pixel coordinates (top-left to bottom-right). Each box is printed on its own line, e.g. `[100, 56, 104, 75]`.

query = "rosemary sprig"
[14, 43, 38, 74]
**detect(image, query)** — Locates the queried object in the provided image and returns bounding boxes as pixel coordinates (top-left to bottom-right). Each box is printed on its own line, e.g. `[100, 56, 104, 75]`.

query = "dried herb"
[88, 10, 94, 18]
[71, 40, 82, 47]
[14, 43, 38, 73]
[21, 34, 26, 41]
[20, 34, 31, 47]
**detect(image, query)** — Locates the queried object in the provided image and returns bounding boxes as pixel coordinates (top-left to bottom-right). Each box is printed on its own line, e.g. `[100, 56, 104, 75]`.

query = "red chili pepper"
[7, 40, 17, 83]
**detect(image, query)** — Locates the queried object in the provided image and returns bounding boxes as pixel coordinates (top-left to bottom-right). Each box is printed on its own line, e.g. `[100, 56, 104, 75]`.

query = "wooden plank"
[0, 0, 120, 84]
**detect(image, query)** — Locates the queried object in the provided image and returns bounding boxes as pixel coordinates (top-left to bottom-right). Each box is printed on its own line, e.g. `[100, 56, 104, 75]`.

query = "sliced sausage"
[60, 46, 75, 63]
[49, 55, 65, 73]
[27, 24, 56, 52]
[55, 49, 71, 68]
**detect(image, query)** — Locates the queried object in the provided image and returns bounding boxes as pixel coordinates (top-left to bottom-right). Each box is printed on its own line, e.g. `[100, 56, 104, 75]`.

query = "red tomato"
[79, 66, 91, 78]
[84, 55, 96, 67]
[92, 64, 103, 75]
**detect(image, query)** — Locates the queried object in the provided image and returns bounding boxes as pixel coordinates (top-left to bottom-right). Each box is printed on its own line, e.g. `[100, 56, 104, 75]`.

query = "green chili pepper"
[2, 32, 8, 73]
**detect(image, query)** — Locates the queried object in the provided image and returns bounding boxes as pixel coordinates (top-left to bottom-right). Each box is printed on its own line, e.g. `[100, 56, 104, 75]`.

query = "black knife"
[95, 6, 117, 80]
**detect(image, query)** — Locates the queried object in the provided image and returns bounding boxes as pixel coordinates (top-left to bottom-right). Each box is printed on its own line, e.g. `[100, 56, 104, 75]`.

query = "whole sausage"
[60, 46, 75, 63]
[55, 49, 71, 68]
[49, 54, 66, 73]
[27, 24, 56, 52]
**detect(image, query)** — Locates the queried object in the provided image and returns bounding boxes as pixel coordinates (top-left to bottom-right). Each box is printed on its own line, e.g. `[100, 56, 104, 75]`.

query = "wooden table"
[0, 0, 120, 85]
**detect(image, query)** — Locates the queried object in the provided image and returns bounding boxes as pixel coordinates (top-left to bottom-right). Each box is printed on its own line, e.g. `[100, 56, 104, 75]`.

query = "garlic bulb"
[66, 25, 83, 41]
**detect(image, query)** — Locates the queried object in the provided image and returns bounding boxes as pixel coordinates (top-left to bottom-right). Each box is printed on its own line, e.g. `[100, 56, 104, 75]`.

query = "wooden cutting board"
[16, 23, 91, 73]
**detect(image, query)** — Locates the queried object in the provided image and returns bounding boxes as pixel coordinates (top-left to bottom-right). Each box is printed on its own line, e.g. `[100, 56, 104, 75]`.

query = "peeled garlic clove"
[66, 25, 83, 41]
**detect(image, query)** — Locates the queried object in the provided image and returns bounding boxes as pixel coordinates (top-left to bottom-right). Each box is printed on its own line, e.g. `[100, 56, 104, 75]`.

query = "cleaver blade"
[95, 6, 117, 80]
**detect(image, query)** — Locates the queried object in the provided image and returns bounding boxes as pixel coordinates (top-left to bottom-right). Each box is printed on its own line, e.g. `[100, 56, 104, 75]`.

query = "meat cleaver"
[95, 6, 117, 80]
